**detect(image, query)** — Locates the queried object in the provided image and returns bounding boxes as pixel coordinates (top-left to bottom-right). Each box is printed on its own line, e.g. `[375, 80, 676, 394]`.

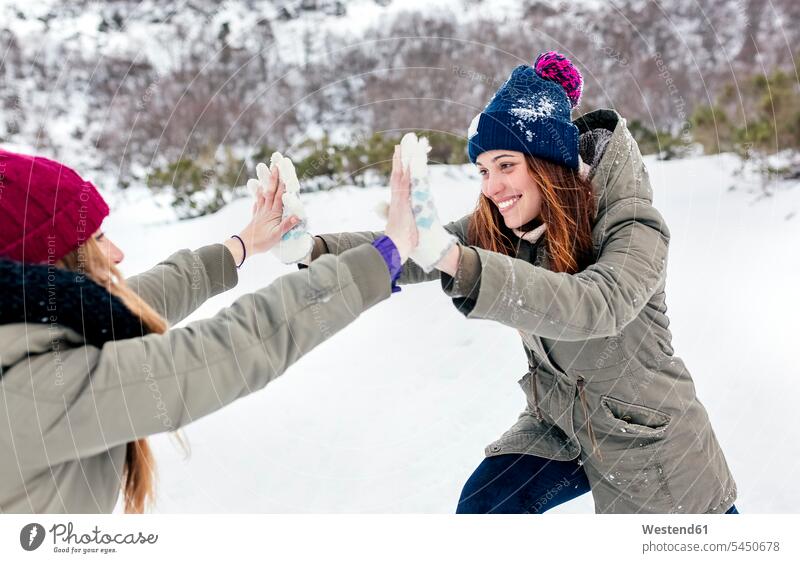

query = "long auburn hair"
[469, 154, 596, 273]
[58, 237, 168, 513]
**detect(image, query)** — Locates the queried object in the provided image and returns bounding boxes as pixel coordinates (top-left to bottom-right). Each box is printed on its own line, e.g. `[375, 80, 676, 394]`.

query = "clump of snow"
[509, 95, 556, 142]
[509, 95, 556, 122]
[467, 113, 481, 139]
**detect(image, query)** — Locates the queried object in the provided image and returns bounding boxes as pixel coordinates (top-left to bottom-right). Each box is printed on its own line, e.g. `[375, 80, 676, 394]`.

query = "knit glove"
[399, 132, 457, 272]
[248, 153, 313, 264]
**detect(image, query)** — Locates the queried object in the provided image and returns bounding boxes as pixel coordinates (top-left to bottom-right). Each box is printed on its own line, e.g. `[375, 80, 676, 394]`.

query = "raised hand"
[398, 132, 456, 272]
[384, 145, 419, 263]
[230, 163, 298, 263]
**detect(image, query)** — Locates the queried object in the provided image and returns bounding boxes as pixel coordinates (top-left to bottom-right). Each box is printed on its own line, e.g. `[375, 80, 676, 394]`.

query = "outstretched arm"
[126, 244, 238, 326]
[8, 148, 420, 470]
[437, 197, 670, 341]
[305, 213, 472, 285]
[10, 244, 390, 469]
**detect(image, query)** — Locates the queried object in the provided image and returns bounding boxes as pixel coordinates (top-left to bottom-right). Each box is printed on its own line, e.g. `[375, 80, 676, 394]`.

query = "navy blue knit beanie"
[467, 51, 583, 169]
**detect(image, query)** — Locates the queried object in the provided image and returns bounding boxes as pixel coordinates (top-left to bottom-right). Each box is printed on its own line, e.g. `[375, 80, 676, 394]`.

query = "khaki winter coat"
[0, 243, 390, 513]
[310, 109, 737, 514]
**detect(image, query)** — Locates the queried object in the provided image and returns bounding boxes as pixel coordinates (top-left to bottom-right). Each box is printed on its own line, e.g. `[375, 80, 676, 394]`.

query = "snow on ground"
[102, 154, 800, 513]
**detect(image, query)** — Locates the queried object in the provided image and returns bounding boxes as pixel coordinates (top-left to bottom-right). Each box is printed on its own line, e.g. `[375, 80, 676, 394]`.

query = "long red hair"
[59, 238, 169, 513]
[468, 154, 595, 273]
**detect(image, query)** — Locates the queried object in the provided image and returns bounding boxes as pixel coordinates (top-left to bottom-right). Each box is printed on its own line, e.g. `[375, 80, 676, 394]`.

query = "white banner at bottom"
[1, 514, 797, 562]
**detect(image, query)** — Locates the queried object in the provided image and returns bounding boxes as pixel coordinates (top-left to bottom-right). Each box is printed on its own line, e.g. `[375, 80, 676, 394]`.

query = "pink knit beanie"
[0, 149, 109, 263]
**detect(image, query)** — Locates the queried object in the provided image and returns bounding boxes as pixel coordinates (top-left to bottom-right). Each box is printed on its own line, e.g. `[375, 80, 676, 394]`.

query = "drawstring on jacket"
[576, 376, 603, 462]
[523, 352, 603, 462]
[522, 355, 544, 422]
[527, 367, 543, 421]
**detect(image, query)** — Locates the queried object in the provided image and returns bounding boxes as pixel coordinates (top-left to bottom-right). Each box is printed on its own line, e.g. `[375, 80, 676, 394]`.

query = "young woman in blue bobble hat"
[305, 51, 739, 514]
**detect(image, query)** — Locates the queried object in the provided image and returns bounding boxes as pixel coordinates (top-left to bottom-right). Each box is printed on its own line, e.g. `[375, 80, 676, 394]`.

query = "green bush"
[690, 105, 735, 155]
[342, 132, 397, 182]
[146, 130, 469, 217]
[695, 64, 800, 160]
[628, 120, 691, 160]
[294, 138, 344, 182]
[424, 131, 468, 165]
[708, 64, 800, 191]
[147, 147, 246, 219]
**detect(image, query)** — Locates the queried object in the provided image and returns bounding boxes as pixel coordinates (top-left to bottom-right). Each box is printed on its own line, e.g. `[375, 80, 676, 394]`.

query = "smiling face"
[475, 150, 543, 230]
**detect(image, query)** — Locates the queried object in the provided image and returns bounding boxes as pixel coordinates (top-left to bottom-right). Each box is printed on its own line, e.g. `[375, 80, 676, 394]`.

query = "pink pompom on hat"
[534, 51, 583, 109]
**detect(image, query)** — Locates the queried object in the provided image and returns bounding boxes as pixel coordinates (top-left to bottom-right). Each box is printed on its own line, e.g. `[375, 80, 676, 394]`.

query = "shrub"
[628, 120, 692, 160]
[146, 130, 468, 217]
[147, 147, 247, 219]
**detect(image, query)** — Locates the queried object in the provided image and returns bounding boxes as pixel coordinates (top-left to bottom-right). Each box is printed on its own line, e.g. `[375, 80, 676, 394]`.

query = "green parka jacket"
[309, 109, 737, 514]
[0, 242, 390, 512]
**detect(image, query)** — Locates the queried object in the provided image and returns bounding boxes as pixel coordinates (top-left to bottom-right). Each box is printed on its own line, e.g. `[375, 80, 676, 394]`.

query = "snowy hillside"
[0, 0, 534, 69]
[3, 0, 796, 191]
[102, 153, 800, 513]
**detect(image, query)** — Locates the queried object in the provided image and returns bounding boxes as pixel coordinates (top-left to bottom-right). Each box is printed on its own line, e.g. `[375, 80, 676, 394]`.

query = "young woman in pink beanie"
[0, 147, 417, 513]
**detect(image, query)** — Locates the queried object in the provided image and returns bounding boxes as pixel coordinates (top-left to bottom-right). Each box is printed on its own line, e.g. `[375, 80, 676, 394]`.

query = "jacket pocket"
[600, 395, 671, 436]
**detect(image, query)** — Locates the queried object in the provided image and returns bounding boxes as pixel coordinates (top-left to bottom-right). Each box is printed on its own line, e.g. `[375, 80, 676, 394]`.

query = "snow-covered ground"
[102, 153, 800, 513]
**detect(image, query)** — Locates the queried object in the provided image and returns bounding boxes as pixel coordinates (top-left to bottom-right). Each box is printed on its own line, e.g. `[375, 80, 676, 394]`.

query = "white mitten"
[247, 153, 313, 265]
[399, 132, 457, 272]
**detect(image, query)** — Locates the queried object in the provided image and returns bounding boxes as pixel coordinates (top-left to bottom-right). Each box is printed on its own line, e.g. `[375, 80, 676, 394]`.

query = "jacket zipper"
[576, 375, 603, 462]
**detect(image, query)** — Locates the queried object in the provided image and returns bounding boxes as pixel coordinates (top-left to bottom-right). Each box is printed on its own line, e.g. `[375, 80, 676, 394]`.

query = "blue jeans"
[456, 454, 739, 514]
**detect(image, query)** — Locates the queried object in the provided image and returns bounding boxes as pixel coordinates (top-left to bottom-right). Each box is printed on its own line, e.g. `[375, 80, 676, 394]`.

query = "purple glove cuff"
[371, 235, 402, 294]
